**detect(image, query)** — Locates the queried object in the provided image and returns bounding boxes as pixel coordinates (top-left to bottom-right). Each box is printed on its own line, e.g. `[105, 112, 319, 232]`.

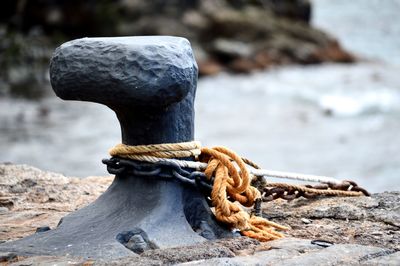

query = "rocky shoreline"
[0, 0, 354, 98]
[0, 163, 398, 265]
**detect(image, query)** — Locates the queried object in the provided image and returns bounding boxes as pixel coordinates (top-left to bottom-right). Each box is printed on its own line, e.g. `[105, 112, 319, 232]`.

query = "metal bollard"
[0, 36, 232, 259]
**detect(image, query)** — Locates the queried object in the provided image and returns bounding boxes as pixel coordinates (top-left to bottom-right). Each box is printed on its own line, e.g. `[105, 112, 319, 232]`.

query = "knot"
[199, 146, 288, 241]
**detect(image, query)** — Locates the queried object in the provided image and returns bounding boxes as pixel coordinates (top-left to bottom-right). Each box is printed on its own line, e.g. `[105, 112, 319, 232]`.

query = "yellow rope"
[199, 147, 288, 241]
[110, 141, 201, 162]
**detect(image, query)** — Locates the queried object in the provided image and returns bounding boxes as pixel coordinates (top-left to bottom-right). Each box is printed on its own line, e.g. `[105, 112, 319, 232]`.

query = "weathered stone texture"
[0, 164, 398, 265]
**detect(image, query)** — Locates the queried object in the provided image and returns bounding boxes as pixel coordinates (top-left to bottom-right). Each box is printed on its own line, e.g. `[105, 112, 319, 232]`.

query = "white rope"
[135, 156, 208, 170]
[251, 169, 342, 184]
[131, 156, 342, 184]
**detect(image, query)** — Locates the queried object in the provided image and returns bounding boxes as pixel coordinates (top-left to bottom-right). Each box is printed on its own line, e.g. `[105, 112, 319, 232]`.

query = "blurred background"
[0, 0, 399, 192]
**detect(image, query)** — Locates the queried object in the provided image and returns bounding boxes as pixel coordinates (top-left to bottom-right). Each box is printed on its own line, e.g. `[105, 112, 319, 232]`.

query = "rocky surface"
[262, 192, 400, 251]
[0, 0, 354, 98]
[0, 163, 113, 242]
[0, 163, 398, 265]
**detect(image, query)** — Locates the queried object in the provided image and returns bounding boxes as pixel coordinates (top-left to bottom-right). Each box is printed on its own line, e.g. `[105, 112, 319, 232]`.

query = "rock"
[7, 255, 93, 266]
[0, 163, 113, 241]
[116, 229, 157, 254]
[228, 58, 260, 74]
[1, 0, 355, 98]
[1, 163, 398, 265]
[35, 226, 51, 233]
[0, 251, 17, 263]
[179, 239, 399, 265]
[0, 32, 53, 98]
[99, 237, 259, 265]
[262, 192, 400, 250]
[197, 59, 224, 76]
[257, 0, 312, 23]
[253, 51, 276, 68]
[179, 248, 300, 266]
[361, 251, 400, 265]
[202, 4, 351, 70]
[126, 234, 153, 254]
[0, 196, 13, 209]
[141, 242, 234, 264]
[96, 256, 163, 266]
[309, 41, 355, 63]
[280, 243, 394, 265]
[211, 39, 253, 60]
[268, 238, 325, 252]
[213, 237, 260, 255]
[182, 11, 210, 31]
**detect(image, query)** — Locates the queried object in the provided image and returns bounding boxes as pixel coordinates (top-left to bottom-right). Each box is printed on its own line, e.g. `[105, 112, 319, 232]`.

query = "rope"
[110, 141, 201, 162]
[199, 146, 288, 240]
[253, 170, 342, 185]
[225, 156, 342, 185]
[109, 141, 367, 242]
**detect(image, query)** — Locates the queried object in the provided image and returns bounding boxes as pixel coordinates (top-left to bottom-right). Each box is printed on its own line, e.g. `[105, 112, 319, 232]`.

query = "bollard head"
[50, 36, 198, 108]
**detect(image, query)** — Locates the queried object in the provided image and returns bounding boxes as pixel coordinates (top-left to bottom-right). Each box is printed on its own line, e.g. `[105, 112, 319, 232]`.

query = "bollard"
[0, 36, 232, 259]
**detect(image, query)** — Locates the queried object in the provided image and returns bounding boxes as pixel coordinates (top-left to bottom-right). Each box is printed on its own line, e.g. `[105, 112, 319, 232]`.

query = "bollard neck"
[113, 92, 195, 146]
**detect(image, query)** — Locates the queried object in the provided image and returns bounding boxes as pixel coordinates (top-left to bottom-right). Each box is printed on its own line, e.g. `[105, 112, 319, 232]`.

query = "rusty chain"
[254, 179, 370, 202]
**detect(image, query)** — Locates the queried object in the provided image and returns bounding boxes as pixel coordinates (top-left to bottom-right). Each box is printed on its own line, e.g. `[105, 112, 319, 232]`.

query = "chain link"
[102, 157, 213, 194]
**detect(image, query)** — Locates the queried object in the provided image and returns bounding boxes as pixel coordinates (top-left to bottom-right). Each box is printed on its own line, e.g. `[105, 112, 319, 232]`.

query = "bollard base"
[0, 174, 234, 259]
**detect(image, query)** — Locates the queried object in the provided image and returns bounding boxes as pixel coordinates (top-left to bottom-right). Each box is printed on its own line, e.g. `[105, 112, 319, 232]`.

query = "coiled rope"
[109, 141, 367, 241]
[110, 141, 202, 162]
